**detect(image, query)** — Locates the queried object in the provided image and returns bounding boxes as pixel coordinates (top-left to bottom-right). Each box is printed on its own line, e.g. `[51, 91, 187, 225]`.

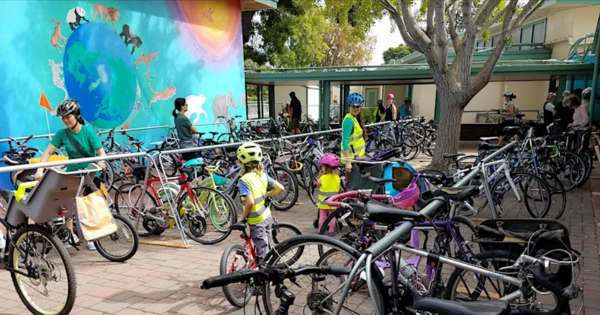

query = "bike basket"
[382, 161, 416, 195]
[7, 169, 80, 225]
[475, 219, 572, 254]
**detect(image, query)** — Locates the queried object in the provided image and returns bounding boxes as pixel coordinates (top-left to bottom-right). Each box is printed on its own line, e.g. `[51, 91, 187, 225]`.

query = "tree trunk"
[431, 94, 464, 169]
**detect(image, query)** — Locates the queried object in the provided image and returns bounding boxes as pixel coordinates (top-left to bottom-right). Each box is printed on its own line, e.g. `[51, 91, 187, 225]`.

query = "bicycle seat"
[130, 140, 143, 147]
[230, 223, 246, 232]
[478, 142, 500, 151]
[433, 186, 479, 202]
[197, 132, 206, 137]
[413, 297, 509, 315]
[366, 201, 424, 225]
[209, 131, 219, 135]
[443, 153, 465, 160]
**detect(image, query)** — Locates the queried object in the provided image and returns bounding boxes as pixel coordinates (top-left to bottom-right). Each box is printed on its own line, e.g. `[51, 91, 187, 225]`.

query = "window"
[532, 20, 546, 44]
[307, 87, 319, 120]
[246, 84, 259, 119]
[521, 25, 533, 49]
[261, 87, 270, 118]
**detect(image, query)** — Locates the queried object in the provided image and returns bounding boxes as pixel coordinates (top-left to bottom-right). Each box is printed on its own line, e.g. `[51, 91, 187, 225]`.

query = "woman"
[567, 94, 589, 128]
[35, 99, 106, 250]
[172, 97, 200, 160]
[341, 92, 366, 175]
[375, 100, 385, 122]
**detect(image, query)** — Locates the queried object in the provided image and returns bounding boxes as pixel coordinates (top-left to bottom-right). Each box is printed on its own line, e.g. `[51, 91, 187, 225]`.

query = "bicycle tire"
[216, 133, 234, 144]
[490, 172, 552, 219]
[94, 214, 139, 262]
[445, 249, 566, 314]
[272, 222, 301, 245]
[269, 166, 299, 211]
[317, 206, 365, 256]
[220, 244, 252, 308]
[177, 186, 236, 245]
[9, 225, 76, 315]
[543, 173, 567, 220]
[261, 235, 379, 315]
[114, 183, 166, 235]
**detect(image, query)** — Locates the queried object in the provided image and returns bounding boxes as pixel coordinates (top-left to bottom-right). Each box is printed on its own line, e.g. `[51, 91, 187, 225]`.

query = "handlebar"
[201, 265, 350, 289]
[50, 163, 103, 175]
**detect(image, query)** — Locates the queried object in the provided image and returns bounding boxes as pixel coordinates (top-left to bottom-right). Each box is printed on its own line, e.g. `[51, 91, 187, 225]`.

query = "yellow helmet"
[236, 142, 263, 164]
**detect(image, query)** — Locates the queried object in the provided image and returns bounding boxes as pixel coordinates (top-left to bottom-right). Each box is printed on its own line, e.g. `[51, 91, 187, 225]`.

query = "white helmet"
[236, 142, 263, 165]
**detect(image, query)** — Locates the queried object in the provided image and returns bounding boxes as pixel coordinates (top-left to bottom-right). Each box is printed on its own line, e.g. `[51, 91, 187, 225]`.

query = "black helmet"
[56, 99, 80, 117]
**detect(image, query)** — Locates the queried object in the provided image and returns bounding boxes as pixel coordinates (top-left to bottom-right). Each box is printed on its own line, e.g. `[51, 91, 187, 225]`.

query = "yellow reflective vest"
[317, 173, 341, 210]
[341, 113, 366, 163]
[240, 171, 271, 225]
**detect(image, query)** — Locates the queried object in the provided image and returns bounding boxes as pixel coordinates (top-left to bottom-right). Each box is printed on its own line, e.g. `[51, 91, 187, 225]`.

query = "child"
[236, 142, 283, 267]
[316, 153, 342, 235]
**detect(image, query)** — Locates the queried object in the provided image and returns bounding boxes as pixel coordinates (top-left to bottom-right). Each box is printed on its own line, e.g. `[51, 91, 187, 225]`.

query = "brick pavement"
[0, 155, 598, 314]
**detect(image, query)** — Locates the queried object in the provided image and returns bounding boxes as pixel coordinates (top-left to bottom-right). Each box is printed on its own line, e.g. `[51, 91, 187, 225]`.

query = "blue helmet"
[347, 92, 364, 106]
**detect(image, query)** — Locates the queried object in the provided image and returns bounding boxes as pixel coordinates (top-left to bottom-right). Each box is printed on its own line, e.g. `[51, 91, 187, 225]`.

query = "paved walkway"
[0, 159, 598, 314]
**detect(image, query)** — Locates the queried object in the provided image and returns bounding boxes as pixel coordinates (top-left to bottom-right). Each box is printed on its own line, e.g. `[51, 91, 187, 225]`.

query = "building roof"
[242, 0, 278, 11]
[245, 60, 593, 84]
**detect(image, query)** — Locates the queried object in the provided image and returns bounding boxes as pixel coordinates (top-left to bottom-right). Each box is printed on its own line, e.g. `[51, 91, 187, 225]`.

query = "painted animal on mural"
[212, 92, 237, 119]
[66, 6, 89, 31]
[48, 59, 68, 99]
[186, 94, 209, 123]
[93, 4, 120, 24]
[50, 20, 66, 51]
[119, 24, 143, 54]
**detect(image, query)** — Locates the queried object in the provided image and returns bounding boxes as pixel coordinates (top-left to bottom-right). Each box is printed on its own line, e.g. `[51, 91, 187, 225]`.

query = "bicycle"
[218, 220, 301, 308]
[114, 160, 236, 244]
[0, 168, 77, 314]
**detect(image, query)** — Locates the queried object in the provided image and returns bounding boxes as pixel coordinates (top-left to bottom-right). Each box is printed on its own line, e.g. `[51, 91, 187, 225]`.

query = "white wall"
[412, 84, 436, 120]
[274, 85, 308, 116]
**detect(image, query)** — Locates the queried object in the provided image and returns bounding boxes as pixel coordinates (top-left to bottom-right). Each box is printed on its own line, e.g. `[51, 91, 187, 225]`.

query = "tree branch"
[398, 0, 432, 47]
[470, 0, 521, 99]
[426, 0, 435, 37]
[474, 0, 502, 28]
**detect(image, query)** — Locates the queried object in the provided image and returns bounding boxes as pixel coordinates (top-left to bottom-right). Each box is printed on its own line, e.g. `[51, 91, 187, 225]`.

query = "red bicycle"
[220, 219, 301, 308]
[114, 165, 237, 244]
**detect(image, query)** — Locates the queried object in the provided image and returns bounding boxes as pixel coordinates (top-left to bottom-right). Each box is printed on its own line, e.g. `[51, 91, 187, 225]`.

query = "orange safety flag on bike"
[39, 92, 52, 111]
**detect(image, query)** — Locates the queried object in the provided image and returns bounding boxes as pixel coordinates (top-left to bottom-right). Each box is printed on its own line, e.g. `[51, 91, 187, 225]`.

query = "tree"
[379, 0, 544, 168]
[245, 0, 381, 67]
[383, 44, 413, 64]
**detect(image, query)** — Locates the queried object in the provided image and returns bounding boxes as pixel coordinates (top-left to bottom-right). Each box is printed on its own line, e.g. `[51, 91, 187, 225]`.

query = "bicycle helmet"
[582, 87, 592, 100]
[347, 92, 364, 106]
[319, 153, 340, 168]
[56, 99, 80, 117]
[503, 91, 516, 99]
[236, 142, 263, 164]
[386, 93, 395, 101]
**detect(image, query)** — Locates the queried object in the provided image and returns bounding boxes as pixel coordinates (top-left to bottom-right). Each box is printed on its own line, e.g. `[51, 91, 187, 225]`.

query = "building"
[245, 1, 600, 135]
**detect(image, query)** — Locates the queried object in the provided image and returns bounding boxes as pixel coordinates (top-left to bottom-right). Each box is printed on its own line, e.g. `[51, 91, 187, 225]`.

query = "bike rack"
[0, 151, 194, 246]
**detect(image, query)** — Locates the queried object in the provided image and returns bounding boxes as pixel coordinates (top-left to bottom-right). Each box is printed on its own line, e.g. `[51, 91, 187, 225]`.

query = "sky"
[369, 16, 406, 65]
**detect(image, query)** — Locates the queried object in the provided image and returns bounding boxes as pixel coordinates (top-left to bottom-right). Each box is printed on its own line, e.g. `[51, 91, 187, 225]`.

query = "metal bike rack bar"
[0, 133, 56, 143]
[97, 125, 172, 135]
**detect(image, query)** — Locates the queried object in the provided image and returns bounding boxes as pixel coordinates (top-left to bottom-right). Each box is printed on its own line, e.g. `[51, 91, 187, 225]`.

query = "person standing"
[399, 98, 412, 120]
[236, 142, 283, 268]
[542, 92, 557, 129]
[375, 100, 386, 122]
[568, 92, 590, 128]
[555, 90, 573, 131]
[172, 97, 200, 161]
[341, 93, 366, 179]
[289, 91, 302, 134]
[384, 93, 398, 121]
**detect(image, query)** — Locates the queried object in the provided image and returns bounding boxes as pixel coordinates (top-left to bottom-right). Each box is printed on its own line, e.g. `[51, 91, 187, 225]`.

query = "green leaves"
[245, 0, 382, 68]
[383, 44, 413, 63]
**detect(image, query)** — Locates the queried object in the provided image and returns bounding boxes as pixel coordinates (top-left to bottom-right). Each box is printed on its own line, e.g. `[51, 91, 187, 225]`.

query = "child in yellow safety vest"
[236, 142, 284, 267]
[316, 153, 342, 235]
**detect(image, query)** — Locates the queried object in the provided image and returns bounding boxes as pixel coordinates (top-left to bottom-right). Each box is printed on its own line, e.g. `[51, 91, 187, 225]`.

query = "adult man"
[289, 91, 302, 134]
[542, 92, 557, 128]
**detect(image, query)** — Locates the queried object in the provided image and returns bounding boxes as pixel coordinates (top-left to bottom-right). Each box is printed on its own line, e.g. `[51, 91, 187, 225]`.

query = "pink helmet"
[386, 93, 395, 101]
[319, 153, 340, 168]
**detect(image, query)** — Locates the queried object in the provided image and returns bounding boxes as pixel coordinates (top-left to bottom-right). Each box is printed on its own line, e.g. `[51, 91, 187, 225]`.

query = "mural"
[0, 0, 247, 188]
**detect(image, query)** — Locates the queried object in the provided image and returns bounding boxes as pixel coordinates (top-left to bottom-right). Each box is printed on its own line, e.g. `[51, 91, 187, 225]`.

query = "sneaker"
[86, 241, 96, 251]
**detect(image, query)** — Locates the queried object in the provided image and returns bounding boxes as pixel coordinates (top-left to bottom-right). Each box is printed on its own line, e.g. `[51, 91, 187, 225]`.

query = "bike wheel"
[317, 206, 364, 256]
[9, 225, 76, 315]
[220, 244, 252, 308]
[553, 151, 585, 191]
[490, 172, 552, 219]
[269, 166, 299, 211]
[543, 174, 567, 220]
[445, 250, 562, 313]
[262, 235, 378, 315]
[94, 214, 139, 262]
[178, 186, 236, 245]
[114, 183, 165, 235]
[272, 222, 301, 245]
[216, 133, 234, 144]
[149, 148, 179, 177]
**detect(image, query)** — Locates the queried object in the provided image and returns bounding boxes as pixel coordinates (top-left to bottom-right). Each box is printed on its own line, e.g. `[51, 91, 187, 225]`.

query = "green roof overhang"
[245, 61, 593, 83]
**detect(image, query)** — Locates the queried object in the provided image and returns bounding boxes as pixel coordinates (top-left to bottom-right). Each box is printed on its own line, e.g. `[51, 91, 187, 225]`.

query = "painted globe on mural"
[63, 22, 136, 129]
